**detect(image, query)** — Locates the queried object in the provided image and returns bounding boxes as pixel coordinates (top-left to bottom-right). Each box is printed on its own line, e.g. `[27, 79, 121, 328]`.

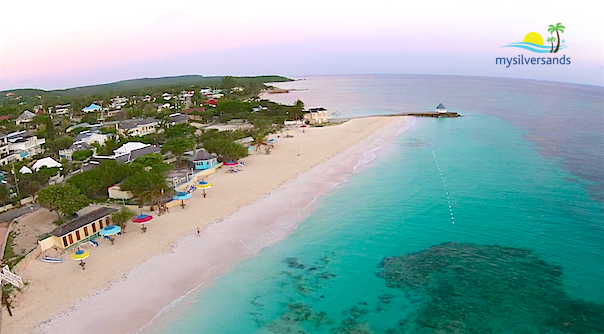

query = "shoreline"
[2, 116, 412, 334]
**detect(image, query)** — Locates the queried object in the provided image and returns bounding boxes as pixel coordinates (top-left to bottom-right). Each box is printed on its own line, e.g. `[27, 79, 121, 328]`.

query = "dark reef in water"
[377, 242, 604, 333]
[255, 244, 604, 334]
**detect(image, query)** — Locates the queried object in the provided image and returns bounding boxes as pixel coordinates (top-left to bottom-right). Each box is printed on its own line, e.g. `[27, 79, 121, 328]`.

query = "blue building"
[189, 150, 218, 170]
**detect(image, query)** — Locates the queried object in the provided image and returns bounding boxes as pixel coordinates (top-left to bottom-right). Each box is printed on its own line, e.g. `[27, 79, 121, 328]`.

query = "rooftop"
[51, 207, 117, 237]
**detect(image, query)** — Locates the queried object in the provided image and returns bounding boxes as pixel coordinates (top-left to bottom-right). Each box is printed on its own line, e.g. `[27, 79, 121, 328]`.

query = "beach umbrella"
[301, 125, 307, 132]
[247, 147, 253, 152]
[71, 249, 89, 270]
[99, 225, 121, 245]
[132, 214, 153, 233]
[268, 139, 277, 144]
[223, 161, 238, 166]
[196, 181, 213, 198]
[173, 191, 192, 208]
[99, 225, 121, 236]
[132, 214, 153, 223]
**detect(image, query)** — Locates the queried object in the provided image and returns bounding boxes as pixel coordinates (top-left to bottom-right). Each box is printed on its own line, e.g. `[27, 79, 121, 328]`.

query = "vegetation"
[162, 137, 195, 166]
[120, 170, 170, 206]
[68, 160, 131, 199]
[202, 138, 248, 162]
[72, 149, 93, 161]
[112, 207, 136, 231]
[547, 22, 565, 53]
[37, 183, 90, 219]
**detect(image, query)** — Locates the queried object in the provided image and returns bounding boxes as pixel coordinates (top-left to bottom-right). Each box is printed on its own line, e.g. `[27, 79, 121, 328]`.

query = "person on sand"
[197, 227, 200, 236]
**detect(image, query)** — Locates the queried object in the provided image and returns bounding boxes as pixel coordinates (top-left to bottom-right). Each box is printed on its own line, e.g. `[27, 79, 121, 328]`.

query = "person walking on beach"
[197, 227, 200, 236]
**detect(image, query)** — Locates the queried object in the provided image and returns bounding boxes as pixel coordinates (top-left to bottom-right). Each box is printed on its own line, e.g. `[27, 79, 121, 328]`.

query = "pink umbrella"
[132, 214, 153, 233]
[223, 161, 238, 166]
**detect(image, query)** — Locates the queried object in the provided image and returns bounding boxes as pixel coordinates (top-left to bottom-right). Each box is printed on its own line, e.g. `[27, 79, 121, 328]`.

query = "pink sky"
[1, 0, 602, 90]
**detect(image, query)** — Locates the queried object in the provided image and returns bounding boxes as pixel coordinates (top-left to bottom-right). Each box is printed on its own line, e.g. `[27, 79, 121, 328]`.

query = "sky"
[0, 0, 602, 90]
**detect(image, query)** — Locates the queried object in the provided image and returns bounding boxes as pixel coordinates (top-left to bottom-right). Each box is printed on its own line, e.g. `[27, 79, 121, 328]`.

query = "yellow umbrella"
[71, 249, 89, 260]
[71, 249, 90, 270]
[196, 181, 213, 198]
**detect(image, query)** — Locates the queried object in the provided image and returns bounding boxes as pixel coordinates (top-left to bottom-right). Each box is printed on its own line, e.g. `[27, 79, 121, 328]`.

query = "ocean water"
[149, 76, 604, 333]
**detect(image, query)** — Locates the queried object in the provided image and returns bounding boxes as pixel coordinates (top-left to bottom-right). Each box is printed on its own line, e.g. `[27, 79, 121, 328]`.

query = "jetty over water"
[402, 112, 460, 118]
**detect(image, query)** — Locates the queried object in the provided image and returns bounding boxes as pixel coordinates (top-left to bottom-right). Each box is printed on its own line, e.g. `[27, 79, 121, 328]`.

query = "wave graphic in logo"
[501, 42, 567, 53]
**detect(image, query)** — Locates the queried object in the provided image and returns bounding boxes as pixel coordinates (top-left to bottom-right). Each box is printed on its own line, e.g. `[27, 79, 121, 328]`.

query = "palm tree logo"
[548, 23, 565, 53]
[500, 23, 567, 53]
[547, 36, 556, 53]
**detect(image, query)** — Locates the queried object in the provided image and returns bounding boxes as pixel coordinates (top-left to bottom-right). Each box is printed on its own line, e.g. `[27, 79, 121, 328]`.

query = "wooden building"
[39, 207, 117, 250]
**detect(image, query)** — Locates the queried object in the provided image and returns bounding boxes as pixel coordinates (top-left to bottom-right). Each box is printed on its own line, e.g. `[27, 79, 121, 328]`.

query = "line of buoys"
[432, 148, 455, 224]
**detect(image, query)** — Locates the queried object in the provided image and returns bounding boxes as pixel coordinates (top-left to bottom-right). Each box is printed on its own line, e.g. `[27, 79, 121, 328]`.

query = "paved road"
[0, 204, 41, 223]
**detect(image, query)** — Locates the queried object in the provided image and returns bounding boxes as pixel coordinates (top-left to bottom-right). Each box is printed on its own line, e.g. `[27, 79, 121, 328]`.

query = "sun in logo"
[523, 32, 543, 45]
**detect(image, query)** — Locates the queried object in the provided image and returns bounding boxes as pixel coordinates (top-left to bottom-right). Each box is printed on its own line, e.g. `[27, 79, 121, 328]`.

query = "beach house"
[304, 107, 329, 125]
[187, 149, 218, 170]
[436, 103, 447, 113]
[39, 207, 118, 250]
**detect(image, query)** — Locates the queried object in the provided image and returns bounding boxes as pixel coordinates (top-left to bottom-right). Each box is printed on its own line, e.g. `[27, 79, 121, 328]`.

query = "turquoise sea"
[150, 75, 604, 333]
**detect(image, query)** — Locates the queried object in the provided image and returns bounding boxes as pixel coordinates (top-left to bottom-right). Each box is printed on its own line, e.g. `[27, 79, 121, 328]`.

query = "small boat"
[40, 257, 63, 263]
[89, 240, 98, 247]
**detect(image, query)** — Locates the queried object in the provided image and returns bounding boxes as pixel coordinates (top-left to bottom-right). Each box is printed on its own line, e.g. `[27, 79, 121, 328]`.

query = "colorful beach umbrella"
[133, 214, 153, 233]
[196, 181, 213, 198]
[173, 192, 192, 200]
[99, 225, 121, 236]
[132, 214, 153, 223]
[223, 161, 238, 166]
[71, 249, 89, 261]
[196, 181, 213, 189]
[71, 249, 90, 270]
[268, 139, 277, 144]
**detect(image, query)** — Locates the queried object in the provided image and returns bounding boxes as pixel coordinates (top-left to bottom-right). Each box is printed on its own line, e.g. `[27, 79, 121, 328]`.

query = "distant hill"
[2, 75, 292, 97]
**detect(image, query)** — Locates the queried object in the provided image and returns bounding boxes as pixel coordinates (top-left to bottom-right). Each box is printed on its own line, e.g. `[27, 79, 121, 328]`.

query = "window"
[75, 230, 81, 241]
[92, 223, 97, 233]
[68, 234, 74, 245]
[62, 236, 68, 247]
[84, 226, 89, 237]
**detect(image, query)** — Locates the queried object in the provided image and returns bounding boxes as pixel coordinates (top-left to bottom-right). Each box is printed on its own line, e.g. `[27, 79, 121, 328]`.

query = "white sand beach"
[1, 116, 411, 334]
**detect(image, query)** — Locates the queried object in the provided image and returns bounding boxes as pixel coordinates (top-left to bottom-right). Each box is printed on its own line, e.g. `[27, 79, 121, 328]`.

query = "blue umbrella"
[99, 224, 121, 236]
[268, 139, 277, 144]
[173, 192, 192, 200]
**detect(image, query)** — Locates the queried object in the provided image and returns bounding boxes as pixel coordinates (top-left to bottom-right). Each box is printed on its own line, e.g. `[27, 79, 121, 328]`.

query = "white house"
[74, 131, 108, 145]
[436, 103, 447, 113]
[5, 131, 46, 160]
[118, 118, 159, 136]
[304, 107, 329, 125]
[53, 104, 71, 115]
[15, 110, 36, 125]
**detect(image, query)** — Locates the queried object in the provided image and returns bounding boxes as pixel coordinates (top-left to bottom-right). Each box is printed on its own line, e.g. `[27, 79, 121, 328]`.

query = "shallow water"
[148, 76, 604, 333]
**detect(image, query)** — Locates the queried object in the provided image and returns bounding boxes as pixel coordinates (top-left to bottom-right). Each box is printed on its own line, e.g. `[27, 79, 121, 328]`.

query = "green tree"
[46, 136, 74, 154]
[18, 171, 49, 198]
[162, 137, 195, 166]
[203, 138, 248, 162]
[291, 100, 305, 120]
[548, 23, 565, 53]
[130, 153, 172, 173]
[68, 160, 132, 199]
[0, 184, 11, 205]
[546, 37, 556, 53]
[112, 207, 136, 232]
[37, 183, 90, 219]
[220, 76, 236, 90]
[120, 170, 170, 205]
[72, 149, 93, 161]
[164, 123, 195, 139]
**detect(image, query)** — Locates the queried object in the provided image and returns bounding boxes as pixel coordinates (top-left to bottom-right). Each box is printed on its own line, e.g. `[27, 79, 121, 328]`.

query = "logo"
[496, 23, 570, 67]
[501, 23, 566, 53]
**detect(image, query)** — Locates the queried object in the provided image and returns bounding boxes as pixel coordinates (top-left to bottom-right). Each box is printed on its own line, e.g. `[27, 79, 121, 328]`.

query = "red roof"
[183, 107, 206, 114]
[36, 109, 46, 114]
[204, 99, 218, 106]
[0, 115, 11, 121]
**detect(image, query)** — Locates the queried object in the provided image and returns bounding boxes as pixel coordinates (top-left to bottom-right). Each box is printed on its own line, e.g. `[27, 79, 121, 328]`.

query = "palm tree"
[548, 23, 565, 53]
[547, 37, 556, 53]
[251, 131, 268, 151]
